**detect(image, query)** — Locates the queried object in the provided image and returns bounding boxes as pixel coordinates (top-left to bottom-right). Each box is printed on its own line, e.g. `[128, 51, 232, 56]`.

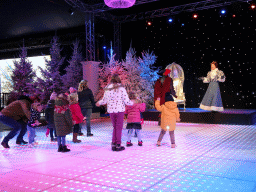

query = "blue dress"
[199, 69, 225, 111]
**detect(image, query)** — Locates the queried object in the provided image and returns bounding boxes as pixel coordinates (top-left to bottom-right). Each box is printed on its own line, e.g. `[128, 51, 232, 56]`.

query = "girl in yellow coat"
[155, 92, 180, 148]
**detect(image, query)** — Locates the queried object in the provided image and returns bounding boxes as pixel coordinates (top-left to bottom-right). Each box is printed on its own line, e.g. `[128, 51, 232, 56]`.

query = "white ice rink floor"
[0, 118, 256, 192]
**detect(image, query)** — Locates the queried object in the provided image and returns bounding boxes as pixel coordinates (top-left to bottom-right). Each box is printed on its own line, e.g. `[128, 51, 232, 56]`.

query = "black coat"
[78, 88, 95, 109]
[45, 100, 55, 124]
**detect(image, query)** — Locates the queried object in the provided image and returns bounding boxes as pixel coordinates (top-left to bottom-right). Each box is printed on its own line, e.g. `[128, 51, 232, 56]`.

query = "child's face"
[35, 103, 43, 112]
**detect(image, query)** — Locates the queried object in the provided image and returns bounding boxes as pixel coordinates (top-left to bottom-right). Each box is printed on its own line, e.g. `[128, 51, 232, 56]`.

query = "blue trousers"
[80, 108, 92, 134]
[0, 115, 27, 143]
[27, 125, 36, 144]
[57, 136, 66, 146]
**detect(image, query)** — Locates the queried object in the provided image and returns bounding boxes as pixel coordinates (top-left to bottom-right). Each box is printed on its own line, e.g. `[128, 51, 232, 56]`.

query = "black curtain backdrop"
[121, 3, 256, 109]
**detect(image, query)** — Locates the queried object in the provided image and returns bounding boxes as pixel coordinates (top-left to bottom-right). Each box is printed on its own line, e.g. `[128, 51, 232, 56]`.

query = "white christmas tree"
[63, 39, 83, 90]
[0, 64, 14, 93]
[96, 46, 159, 109]
[11, 43, 36, 95]
[138, 50, 160, 108]
[36, 36, 65, 101]
[96, 46, 127, 101]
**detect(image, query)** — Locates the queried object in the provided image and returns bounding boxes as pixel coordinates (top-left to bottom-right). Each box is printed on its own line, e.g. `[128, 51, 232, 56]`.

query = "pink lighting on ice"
[104, 0, 136, 8]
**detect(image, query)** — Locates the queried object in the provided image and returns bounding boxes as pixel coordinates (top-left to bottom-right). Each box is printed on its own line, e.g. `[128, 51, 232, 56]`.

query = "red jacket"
[154, 76, 177, 106]
[69, 103, 84, 125]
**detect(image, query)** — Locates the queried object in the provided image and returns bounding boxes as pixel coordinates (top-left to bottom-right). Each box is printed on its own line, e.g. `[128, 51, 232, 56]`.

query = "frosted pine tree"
[11, 44, 36, 95]
[63, 39, 83, 90]
[139, 50, 160, 108]
[37, 36, 65, 101]
[96, 47, 127, 101]
[0, 64, 14, 93]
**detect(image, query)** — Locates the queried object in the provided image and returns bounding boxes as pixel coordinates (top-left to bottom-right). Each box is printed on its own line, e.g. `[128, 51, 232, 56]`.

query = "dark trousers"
[57, 136, 66, 146]
[157, 129, 175, 144]
[0, 115, 27, 143]
[73, 124, 79, 133]
[80, 108, 92, 134]
[110, 112, 124, 145]
[48, 123, 57, 138]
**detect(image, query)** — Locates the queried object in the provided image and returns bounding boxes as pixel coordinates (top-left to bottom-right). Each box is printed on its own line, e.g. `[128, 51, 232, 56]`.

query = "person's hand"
[157, 97, 161, 101]
[96, 101, 100, 107]
[177, 118, 181, 122]
[83, 117, 87, 121]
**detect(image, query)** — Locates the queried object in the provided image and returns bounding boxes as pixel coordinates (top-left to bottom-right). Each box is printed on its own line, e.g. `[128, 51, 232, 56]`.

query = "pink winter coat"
[69, 103, 84, 125]
[125, 102, 146, 123]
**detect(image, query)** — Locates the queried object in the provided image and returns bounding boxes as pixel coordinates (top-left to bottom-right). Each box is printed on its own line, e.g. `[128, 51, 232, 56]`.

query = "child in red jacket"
[125, 92, 146, 147]
[68, 93, 86, 143]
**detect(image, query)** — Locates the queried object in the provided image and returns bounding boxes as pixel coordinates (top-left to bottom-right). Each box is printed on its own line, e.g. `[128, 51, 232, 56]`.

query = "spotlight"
[181, 23, 185, 26]
[103, 46, 106, 49]
[221, 9, 226, 14]
[232, 14, 236, 18]
[192, 13, 198, 19]
[69, 8, 74, 15]
[147, 21, 152, 26]
[250, 3, 255, 9]
[168, 18, 173, 23]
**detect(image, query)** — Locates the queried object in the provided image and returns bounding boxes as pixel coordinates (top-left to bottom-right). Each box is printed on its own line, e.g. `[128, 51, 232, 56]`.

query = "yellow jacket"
[155, 100, 180, 131]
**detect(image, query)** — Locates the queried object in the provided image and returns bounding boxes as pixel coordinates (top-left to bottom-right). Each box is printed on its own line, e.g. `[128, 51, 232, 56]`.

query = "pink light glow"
[104, 0, 136, 8]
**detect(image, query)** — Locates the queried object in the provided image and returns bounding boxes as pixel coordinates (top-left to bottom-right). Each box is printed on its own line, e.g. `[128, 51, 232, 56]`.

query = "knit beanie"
[163, 69, 171, 76]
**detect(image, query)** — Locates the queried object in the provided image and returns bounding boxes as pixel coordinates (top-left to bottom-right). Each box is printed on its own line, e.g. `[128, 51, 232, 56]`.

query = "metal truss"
[64, 0, 252, 60]
[85, 12, 95, 61]
[117, 0, 253, 22]
[113, 21, 122, 60]
[64, 0, 160, 13]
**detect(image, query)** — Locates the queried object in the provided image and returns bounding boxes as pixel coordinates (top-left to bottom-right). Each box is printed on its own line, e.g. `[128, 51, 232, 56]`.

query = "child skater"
[68, 93, 86, 143]
[45, 92, 58, 142]
[54, 93, 73, 152]
[125, 92, 146, 147]
[155, 92, 180, 148]
[27, 102, 44, 147]
[96, 74, 133, 151]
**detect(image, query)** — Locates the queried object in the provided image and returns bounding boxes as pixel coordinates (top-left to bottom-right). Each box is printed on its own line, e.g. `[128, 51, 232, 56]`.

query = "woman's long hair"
[78, 80, 88, 92]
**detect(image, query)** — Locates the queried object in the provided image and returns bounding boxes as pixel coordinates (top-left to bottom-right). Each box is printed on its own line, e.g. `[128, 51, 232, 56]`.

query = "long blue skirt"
[199, 82, 224, 111]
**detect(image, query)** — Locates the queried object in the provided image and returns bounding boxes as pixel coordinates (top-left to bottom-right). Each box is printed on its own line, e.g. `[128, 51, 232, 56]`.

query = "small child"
[54, 93, 73, 152]
[155, 92, 180, 148]
[68, 93, 86, 143]
[45, 92, 58, 142]
[27, 102, 43, 147]
[125, 92, 146, 147]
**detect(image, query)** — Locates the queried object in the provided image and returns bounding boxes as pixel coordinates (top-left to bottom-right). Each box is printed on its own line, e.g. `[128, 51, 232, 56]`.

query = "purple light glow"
[104, 0, 136, 8]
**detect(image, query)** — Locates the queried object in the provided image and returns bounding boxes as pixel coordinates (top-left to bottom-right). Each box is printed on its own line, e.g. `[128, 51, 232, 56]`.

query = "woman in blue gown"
[199, 61, 226, 111]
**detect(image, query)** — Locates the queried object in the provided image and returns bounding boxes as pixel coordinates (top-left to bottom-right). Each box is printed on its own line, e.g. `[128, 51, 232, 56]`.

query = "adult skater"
[199, 61, 226, 111]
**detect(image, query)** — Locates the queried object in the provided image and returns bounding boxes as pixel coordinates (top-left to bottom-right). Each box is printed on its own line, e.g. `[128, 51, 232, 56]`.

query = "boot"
[115, 144, 125, 151]
[57, 145, 63, 152]
[126, 141, 133, 147]
[171, 144, 176, 148]
[62, 145, 70, 152]
[138, 140, 143, 146]
[111, 142, 116, 151]
[73, 133, 81, 143]
[1, 141, 10, 149]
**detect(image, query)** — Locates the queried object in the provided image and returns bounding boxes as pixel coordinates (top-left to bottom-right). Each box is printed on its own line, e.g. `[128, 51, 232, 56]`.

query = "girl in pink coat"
[68, 93, 86, 143]
[125, 92, 146, 147]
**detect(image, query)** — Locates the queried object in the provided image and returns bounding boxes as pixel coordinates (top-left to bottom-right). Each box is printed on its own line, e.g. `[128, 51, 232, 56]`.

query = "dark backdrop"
[121, 3, 256, 109]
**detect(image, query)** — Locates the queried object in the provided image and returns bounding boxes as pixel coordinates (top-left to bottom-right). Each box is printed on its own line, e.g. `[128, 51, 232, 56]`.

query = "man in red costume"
[154, 69, 177, 107]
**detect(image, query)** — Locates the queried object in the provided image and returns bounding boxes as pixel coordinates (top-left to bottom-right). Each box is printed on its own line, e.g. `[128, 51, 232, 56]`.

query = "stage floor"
[143, 108, 256, 125]
[0, 119, 256, 192]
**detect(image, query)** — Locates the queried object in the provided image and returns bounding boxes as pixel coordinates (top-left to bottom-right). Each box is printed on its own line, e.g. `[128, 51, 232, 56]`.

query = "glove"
[46, 128, 50, 137]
